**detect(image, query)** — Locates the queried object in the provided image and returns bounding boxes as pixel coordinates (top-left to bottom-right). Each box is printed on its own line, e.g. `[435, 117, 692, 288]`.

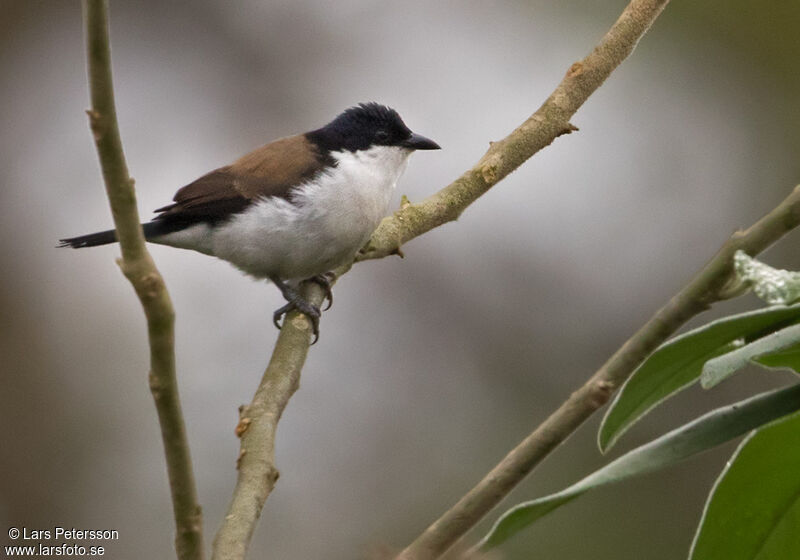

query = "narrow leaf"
[690, 411, 800, 559]
[753, 342, 800, 376]
[701, 323, 800, 388]
[479, 383, 800, 551]
[599, 304, 800, 452]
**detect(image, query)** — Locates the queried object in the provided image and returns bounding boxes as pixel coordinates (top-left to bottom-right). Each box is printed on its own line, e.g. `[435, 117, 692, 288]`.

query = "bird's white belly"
[210, 196, 371, 280]
[206, 146, 409, 280]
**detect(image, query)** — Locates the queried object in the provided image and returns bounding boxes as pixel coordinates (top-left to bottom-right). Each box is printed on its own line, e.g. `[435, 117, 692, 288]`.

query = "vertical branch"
[83, 2, 204, 558]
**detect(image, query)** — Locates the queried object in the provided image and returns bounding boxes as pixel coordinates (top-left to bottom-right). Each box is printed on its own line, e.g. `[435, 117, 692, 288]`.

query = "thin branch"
[478, 185, 800, 560]
[83, 2, 203, 559]
[358, 0, 670, 262]
[211, 280, 333, 560]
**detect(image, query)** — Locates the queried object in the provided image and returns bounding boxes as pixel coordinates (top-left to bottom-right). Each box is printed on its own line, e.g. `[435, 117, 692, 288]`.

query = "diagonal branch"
[359, 0, 670, 262]
[405, 186, 800, 560]
[83, 2, 203, 558]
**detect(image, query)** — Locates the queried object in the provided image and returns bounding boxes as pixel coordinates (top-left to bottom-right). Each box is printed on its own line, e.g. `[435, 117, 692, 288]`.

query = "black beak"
[401, 132, 441, 150]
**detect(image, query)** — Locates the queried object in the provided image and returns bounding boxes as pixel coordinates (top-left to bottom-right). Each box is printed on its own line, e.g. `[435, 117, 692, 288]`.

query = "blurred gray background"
[3, 1, 800, 558]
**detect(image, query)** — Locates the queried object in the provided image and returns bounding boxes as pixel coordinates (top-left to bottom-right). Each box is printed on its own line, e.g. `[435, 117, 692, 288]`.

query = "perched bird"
[60, 102, 440, 339]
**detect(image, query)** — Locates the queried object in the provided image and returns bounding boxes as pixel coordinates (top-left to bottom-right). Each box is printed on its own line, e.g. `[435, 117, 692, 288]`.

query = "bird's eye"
[375, 130, 389, 142]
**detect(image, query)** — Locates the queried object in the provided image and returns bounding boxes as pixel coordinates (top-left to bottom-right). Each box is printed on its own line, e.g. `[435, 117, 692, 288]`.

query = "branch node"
[480, 163, 498, 184]
[139, 272, 164, 300]
[558, 123, 580, 137]
[148, 370, 163, 396]
[589, 380, 614, 408]
[566, 61, 584, 78]
[235, 417, 252, 438]
[730, 228, 747, 242]
[85, 109, 103, 140]
[266, 466, 280, 485]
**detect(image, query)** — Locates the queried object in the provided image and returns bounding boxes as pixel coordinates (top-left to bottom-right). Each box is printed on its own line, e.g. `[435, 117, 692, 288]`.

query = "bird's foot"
[272, 297, 321, 343]
[270, 277, 323, 343]
[303, 271, 336, 311]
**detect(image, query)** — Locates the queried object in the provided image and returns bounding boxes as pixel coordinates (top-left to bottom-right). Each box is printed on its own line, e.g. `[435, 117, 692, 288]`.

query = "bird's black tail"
[58, 229, 118, 248]
[58, 222, 172, 248]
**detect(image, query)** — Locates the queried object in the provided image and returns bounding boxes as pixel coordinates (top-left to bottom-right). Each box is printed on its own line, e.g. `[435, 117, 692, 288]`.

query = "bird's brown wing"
[153, 134, 328, 225]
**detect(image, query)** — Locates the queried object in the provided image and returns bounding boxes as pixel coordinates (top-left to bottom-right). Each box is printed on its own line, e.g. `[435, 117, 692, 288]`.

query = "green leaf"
[690, 411, 800, 559]
[753, 342, 800, 375]
[479, 383, 800, 552]
[599, 304, 800, 452]
[701, 323, 800, 388]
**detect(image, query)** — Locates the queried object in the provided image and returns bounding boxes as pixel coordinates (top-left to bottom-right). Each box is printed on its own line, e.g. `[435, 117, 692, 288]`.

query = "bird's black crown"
[307, 102, 413, 153]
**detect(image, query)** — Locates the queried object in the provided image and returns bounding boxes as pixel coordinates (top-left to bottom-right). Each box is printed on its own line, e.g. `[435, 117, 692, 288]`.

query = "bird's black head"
[307, 102, 440, 153]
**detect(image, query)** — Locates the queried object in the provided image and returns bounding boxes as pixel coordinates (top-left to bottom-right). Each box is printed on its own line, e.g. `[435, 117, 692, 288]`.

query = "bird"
[60, 102, 440, 340]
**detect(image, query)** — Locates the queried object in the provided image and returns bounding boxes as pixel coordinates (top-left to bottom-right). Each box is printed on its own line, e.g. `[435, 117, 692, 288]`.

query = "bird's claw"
[304, 272, 335, 311]
[272, 299, 321, 343]
[270, 273, 334, 344]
